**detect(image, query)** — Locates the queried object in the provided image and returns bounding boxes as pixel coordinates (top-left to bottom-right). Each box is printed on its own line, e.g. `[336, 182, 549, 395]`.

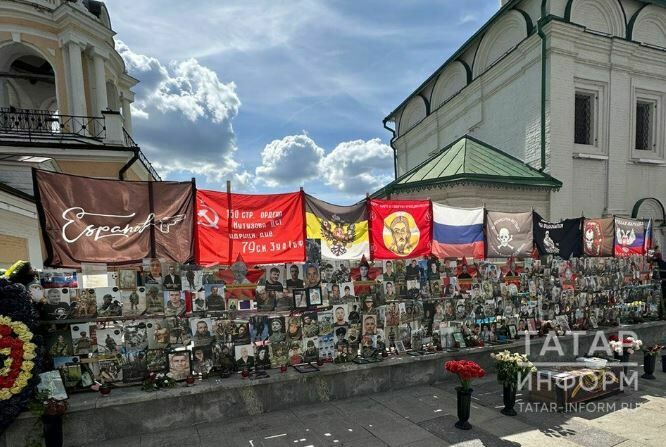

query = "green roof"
[373, 135, 562, 197]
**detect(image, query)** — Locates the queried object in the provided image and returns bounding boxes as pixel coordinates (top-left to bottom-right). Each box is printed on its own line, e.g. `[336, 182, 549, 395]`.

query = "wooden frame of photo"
[306, 287, 323, 307]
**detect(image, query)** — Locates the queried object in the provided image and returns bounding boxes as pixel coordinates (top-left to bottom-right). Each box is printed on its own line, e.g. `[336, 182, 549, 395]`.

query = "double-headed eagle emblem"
[320, 214, 356, 257]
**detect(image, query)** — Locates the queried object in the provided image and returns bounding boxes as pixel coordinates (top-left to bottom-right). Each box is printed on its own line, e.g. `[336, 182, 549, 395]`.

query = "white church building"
[378, 0, 666, 248]
[0, 0, 159, 269]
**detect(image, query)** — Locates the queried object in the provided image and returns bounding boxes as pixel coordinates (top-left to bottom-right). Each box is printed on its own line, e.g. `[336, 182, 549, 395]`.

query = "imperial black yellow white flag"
[305, 194, 369, 260]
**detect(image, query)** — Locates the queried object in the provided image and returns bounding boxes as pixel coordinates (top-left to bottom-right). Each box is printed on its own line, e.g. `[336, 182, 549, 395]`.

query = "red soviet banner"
[368, 199, 432, 260]
[196, 190, 306, 266]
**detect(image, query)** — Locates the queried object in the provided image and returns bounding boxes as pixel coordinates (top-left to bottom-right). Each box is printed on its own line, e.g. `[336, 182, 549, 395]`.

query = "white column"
[121, 97, 133, 135]
[66, 41, 87, 136]
[92, 52, 108, 114]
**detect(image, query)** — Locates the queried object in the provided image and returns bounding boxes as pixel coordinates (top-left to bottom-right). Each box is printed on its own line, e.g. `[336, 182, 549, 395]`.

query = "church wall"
[393, 34, 543, 177]
[546, 19, 666, 222]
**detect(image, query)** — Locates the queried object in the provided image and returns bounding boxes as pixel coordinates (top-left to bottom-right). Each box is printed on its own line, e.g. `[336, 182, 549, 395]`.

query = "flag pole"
[227, 180, 233, 266]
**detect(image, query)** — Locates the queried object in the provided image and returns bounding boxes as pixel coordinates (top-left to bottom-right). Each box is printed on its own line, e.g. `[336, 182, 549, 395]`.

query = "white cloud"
[255, 134, 393, 196]
[320, 138, 393, 194]
[255, 134, 325, 187]
[116, 40, 244, 186]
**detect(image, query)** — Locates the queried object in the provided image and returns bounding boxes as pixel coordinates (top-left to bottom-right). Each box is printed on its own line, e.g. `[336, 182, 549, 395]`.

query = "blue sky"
[109, 0, 499, 204]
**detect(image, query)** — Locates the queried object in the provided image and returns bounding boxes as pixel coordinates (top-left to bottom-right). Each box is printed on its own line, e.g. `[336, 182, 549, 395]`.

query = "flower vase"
[613, 350, 630, 376]
[454, 387, 473, 430]
[99, 384, 111, 397]
[42, 414, 64, 447]
[500, 384, 517, 416]
[642, 354, 656, 380]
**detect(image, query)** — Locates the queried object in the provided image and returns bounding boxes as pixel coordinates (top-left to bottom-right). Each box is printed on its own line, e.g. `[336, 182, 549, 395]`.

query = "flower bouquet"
[141, 372, 177, 392]
[642, 344, 663, 380]
[491, 351, 536, 416]
[445, 360, 485, 430]
[609, 335, 643, 356]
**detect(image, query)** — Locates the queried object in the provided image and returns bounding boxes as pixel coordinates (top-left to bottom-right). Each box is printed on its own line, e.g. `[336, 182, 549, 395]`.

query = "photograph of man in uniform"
[49, 333, 72, 357]
[97, 290, 121, 317]
[145, 285, 164, 314]
[167, 351, 191, 381]
[286, 264, 304, 290]
[383, 260, 395, 281]
[348, 305, 360, 325]
[329, 284, 341, 304]
[286, 317, 302, 341]
[229, 260, 252, 285]
[387, 215, 414, 256]
[162, 264, 182, 291]
[355, 261, 370, 281]
[321, 263, 334, 284]
[71, 324, 94, 355]
[191, 319, 213, 346]
[205, 285, 226, 311]
[254, 286, 273, 311]
[384, 281, 396, 300]
[341, 283, 355, 302]
[303, 338, 319, 363]
[268, 317, 286, 343]
[119, 269, 138, 289]
[406, 259, 420, 281]
[164, 291, 185, 317]
[122, 288, 143, 316]
[302, 312, 319, 337]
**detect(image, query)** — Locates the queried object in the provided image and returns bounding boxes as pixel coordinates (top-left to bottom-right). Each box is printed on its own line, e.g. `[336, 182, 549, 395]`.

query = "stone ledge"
[2, 321, 665, 447]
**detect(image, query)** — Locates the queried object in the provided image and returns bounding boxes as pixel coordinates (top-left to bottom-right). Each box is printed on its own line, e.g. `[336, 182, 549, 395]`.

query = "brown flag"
[582, 217, 614, 257]
[33, 170, 194, 267]
[486, 211, 533, 258]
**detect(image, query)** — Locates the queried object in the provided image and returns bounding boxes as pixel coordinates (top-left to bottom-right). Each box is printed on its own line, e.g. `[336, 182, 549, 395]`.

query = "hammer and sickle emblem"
[198, 205, 219, 229]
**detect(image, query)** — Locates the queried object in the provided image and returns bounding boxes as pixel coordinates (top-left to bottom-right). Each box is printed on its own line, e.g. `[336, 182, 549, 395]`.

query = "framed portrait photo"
[292, 288, 308, 309]
[527, 318, 537, 333]
[37, 370, 68, 401]
[166, 350, 191, 381]
[306, 287, 323, 307]
[394, 340, 406, 353]
[508, 324, 517, 339]
[452, 332, 467, 348]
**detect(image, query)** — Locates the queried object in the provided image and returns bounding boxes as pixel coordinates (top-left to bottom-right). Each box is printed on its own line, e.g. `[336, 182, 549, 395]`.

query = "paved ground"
[92, 369, 666, 447]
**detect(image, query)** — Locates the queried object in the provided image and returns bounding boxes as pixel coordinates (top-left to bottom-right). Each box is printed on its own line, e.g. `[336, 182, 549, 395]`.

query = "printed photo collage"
[37, 254, 660, 389]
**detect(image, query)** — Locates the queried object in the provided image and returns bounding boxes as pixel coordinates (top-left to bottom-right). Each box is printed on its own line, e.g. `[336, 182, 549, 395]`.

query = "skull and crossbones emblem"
[497, 227, 514, 249]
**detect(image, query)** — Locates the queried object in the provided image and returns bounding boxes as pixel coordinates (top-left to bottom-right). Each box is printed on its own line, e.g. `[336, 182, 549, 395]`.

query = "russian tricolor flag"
[432, 203, 485, 259]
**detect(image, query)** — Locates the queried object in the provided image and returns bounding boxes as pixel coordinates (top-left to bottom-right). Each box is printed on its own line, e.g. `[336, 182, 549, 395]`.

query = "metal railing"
[123, 127, 138, 148]
[123, 128, 162, 180]
[0, 107, 106, 140]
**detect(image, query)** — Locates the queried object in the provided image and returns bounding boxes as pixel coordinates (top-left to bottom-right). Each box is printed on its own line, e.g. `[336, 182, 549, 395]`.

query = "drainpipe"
[537, 0, 548, 172]
[383, 118, 398, 179]
[119, 149, 140, 180]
